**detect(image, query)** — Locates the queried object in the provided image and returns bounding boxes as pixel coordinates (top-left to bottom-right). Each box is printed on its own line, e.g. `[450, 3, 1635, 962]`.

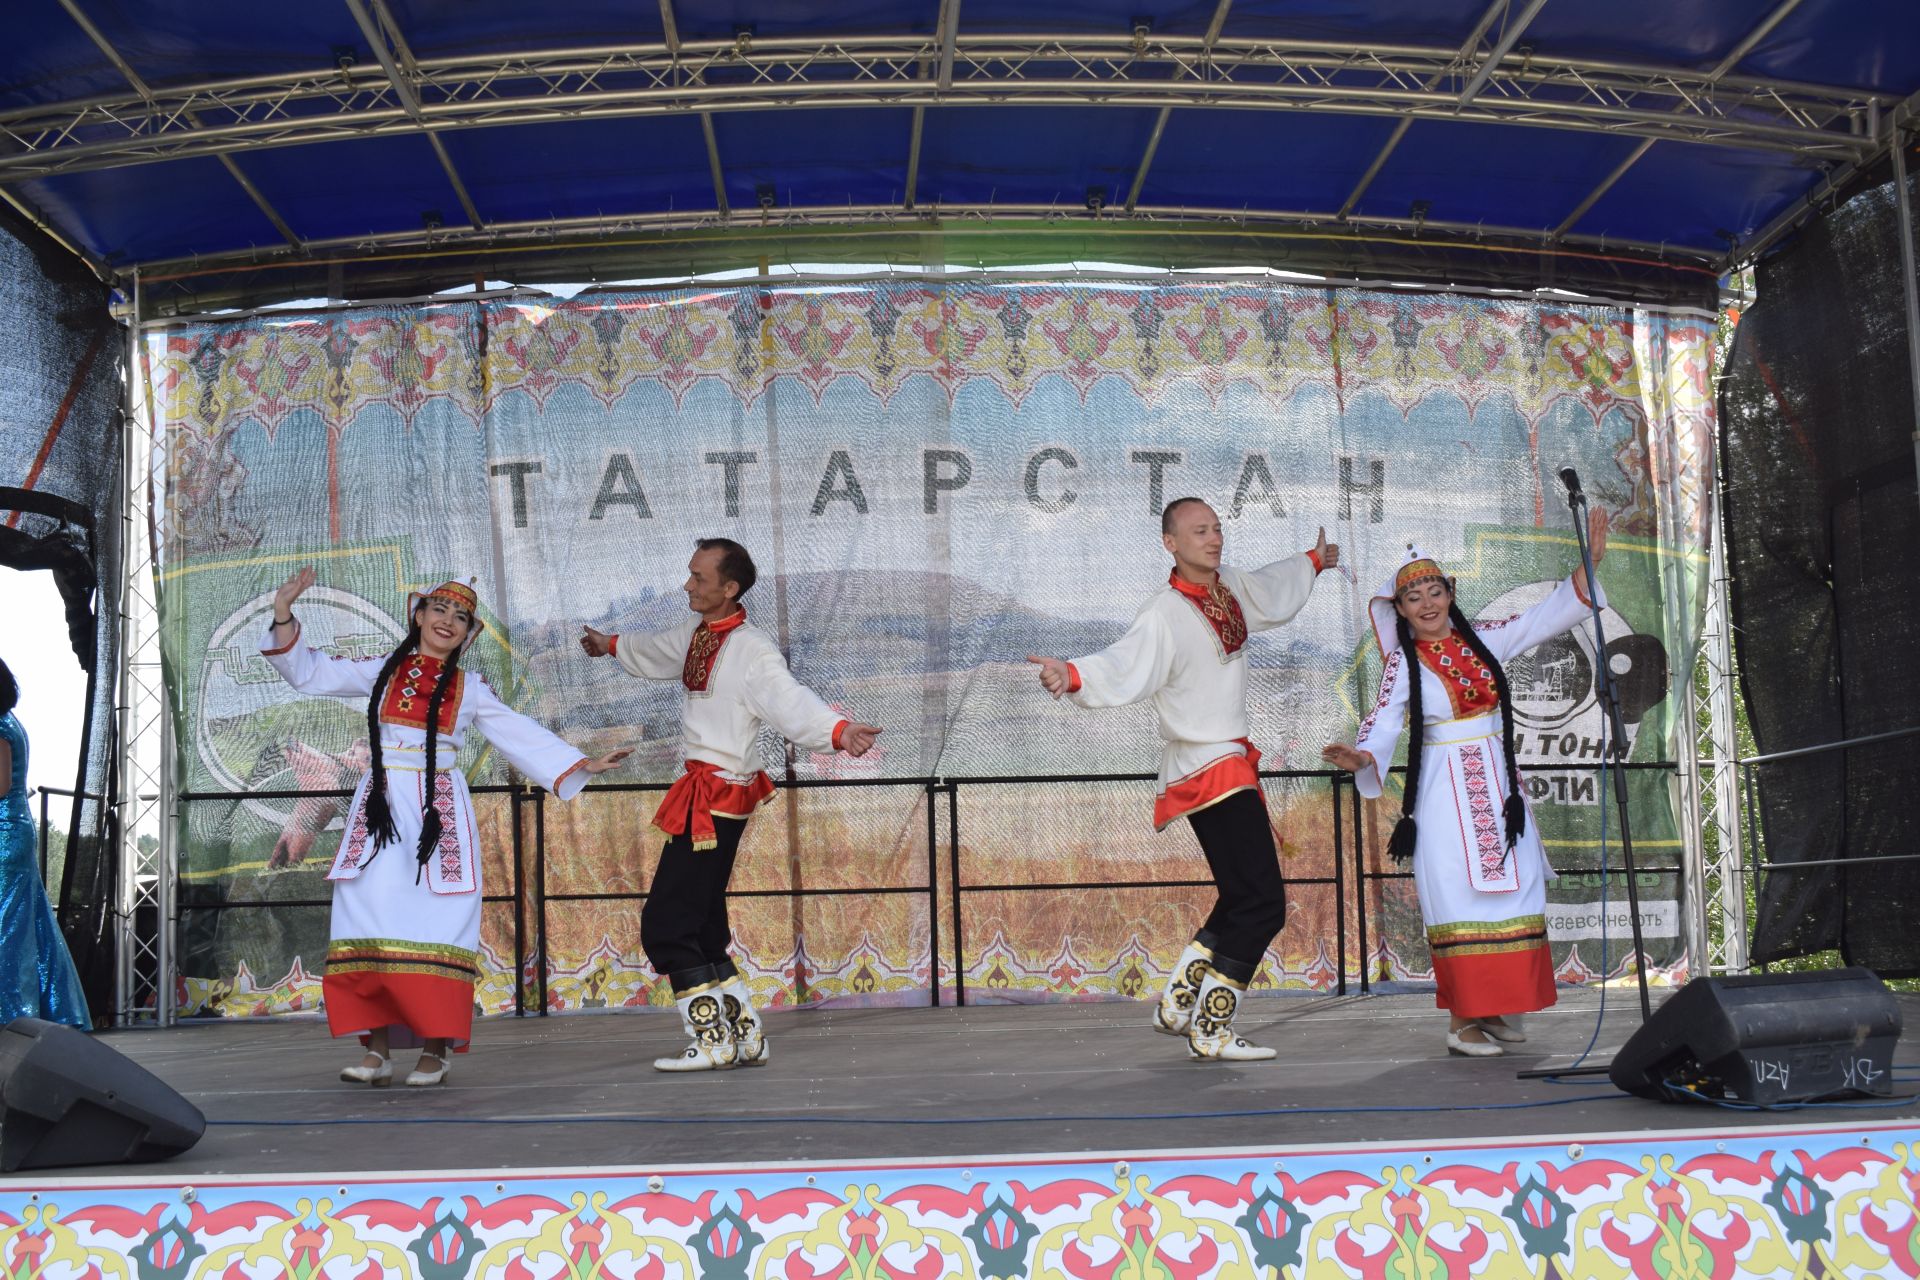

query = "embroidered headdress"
[405, 579, 486, 654]
[1368, 545, 1453, 656]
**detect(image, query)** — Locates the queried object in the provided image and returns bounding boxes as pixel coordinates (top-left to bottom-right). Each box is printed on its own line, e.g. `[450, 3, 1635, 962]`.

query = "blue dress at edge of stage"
[0, 711, 90, 1027]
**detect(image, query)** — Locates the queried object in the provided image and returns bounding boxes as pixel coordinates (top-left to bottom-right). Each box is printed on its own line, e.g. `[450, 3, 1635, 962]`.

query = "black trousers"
[639, 816, 749, 991]
[1185, 788, 1290, 981]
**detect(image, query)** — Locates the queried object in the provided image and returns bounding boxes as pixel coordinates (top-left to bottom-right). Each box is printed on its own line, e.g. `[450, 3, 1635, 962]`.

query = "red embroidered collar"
[379, 653, 464, 733]
[683, 608, 746, 691]
[1416, 628, 1499, 720]
[1168, 570, 1247, 655]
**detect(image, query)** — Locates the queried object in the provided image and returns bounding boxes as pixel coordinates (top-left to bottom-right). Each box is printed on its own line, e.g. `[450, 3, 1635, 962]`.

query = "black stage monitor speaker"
[1610, 968, 1903, 1105]
[0, 1018, 205, 1171]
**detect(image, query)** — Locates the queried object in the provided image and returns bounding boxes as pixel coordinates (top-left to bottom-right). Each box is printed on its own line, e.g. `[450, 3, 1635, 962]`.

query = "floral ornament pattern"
[6, 1126, 1918, 1280]
[152, 284, 1705, 432]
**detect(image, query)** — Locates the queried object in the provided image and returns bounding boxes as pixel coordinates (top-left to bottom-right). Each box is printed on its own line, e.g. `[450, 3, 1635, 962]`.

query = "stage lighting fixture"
[756, 184, 778, 212]
[1086, 187, 1108, 213]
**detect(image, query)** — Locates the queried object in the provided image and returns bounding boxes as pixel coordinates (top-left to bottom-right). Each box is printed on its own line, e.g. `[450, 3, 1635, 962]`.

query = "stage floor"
[86, 988, 1920, 1178]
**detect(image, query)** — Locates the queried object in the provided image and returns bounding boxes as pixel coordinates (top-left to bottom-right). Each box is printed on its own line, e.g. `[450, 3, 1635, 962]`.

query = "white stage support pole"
[1702, 485, 1748, 973]
[1675, 676, 1711, 976]
[111, 270, 175, 1026]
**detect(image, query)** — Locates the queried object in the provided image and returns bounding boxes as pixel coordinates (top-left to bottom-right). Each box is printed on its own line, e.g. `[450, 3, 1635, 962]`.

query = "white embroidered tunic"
[263, 623, 590, 893]
[1067, 553, 1322, 827]
[261, 621, 589, 1045]
[611, 609, 845, 845]
[1350, 574, 1603, 1015]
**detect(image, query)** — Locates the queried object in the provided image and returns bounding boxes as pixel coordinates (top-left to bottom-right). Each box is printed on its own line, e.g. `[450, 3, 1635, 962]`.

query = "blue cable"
[205, 1094, 1632, 1129]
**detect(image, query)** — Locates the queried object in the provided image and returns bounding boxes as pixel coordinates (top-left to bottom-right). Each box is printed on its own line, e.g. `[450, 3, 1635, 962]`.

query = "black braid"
[414, 651, 459, 881]
[1449, 602, 1527, 852]
[1387, 614, 1422, 864]
[361, 623, 422, 860]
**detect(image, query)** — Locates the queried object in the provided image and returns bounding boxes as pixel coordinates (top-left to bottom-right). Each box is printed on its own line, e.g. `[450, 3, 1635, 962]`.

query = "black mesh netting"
[0, 207, 123, 1014]
[1721, 171, 1920, 976]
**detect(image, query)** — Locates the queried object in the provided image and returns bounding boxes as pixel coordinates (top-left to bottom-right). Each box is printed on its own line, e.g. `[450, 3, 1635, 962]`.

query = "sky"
[0, 565, 90, 809]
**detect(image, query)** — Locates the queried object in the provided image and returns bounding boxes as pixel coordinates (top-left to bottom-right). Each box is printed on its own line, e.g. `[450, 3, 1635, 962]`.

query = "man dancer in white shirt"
[582, 539, 881, 1072]
[1029, 499, 1337, 1061]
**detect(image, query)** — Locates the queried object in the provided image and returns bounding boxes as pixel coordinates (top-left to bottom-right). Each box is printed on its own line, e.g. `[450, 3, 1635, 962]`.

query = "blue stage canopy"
[0, 0, 1914, 296]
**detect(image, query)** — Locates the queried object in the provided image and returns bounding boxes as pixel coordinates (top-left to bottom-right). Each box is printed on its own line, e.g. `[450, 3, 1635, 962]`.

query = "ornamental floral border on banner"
[6, 1125, 1915, 1280]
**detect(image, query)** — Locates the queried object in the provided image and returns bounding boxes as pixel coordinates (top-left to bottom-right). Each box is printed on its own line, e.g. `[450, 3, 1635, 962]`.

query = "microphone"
[1558, 467, 1584, 503]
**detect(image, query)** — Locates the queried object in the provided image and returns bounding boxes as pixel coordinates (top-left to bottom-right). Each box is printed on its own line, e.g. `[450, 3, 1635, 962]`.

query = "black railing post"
[1353, 780, 1370, 995]
[925, 779, 940, 1008]
[36, 787, 50, 886]
[510, 788, 526, 1018]
[1331, 773, 1347, 997]
[534, 788, 549, 1015]
[947, 781, 965, 1007]
[1745, 761, 1766, 973]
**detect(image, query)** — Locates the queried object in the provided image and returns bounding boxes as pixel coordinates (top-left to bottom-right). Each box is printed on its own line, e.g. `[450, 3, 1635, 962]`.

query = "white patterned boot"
[1187, 967, 1276, 1062]
[1152, 934, 1216, 1037]
[653, 973, 738, 1072]
[721, 976, 770, 1067]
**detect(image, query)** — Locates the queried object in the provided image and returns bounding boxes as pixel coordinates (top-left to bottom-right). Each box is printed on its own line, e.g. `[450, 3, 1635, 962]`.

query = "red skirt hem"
[324, 970, 475, 1044]
[1431, 944, 1557, 1017]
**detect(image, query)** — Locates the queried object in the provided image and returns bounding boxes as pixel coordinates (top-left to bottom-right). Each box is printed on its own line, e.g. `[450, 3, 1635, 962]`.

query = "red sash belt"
[1152, 738, 1265, 830]
[652, 760, 775, 850]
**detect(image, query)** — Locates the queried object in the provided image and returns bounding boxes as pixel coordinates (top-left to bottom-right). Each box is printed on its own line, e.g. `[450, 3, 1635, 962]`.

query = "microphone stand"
[1515, 488, 1654, 1079]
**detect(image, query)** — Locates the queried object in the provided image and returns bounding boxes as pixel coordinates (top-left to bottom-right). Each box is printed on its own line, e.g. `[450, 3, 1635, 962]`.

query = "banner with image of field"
[153, 279, 1715, 1017]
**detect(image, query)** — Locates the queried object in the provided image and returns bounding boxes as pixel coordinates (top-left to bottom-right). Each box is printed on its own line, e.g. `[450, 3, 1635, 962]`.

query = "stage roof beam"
[1338, 0, 1516, 220]
[655, 0, 730, 219]
[50, 0, 304, 250]
[1553, 0, 1808, 240]
[700, 112, 729, 217]
[0, 37, 1885, 184]
[344, 0, 485, 231]
[904, 104, 925, 210]
[1125, 0, 1233, 213]
[1455, 0, 1552, 107]
[128, 199, 1724, 279]
[1733, 85, 1920, 269]
[937, 0, 961, 93]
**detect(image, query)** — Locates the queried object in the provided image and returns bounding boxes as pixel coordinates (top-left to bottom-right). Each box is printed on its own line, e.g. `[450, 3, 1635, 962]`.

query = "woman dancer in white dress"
[1322, 509, 1606, 1056]
[264, 569, 628, 1086]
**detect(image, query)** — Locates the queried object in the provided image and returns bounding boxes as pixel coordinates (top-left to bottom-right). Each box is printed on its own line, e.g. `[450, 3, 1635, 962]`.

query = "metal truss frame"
[0, 33, 1885, 185]
[112, 270, 175, 1027]
[1693, 501, 1749, 974]
[128, 201, 1730, 283]
[1, 0, 1907, 287]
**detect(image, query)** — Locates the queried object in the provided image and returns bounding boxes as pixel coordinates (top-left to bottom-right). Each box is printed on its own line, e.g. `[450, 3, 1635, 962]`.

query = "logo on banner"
[1547, 899, 1680, 940]
[1478, 581, 1668, 803]
[195, 587, 405, 832]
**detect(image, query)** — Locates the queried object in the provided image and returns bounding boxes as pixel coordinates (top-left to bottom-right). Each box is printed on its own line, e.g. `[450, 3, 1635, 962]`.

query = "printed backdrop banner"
[152, 280, 1716, 1019]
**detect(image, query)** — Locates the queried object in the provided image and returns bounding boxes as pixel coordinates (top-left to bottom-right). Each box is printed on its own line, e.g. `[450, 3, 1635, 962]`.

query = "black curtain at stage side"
[1719, 169, 1920, 976]
[0, 206, 124, 1018]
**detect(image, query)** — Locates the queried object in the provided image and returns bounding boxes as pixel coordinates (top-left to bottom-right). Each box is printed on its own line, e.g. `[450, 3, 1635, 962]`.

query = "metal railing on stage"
[1733, 724, 1920, 974]
[158, 760, 1683, 1018]
[32, 785, 102, 887]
